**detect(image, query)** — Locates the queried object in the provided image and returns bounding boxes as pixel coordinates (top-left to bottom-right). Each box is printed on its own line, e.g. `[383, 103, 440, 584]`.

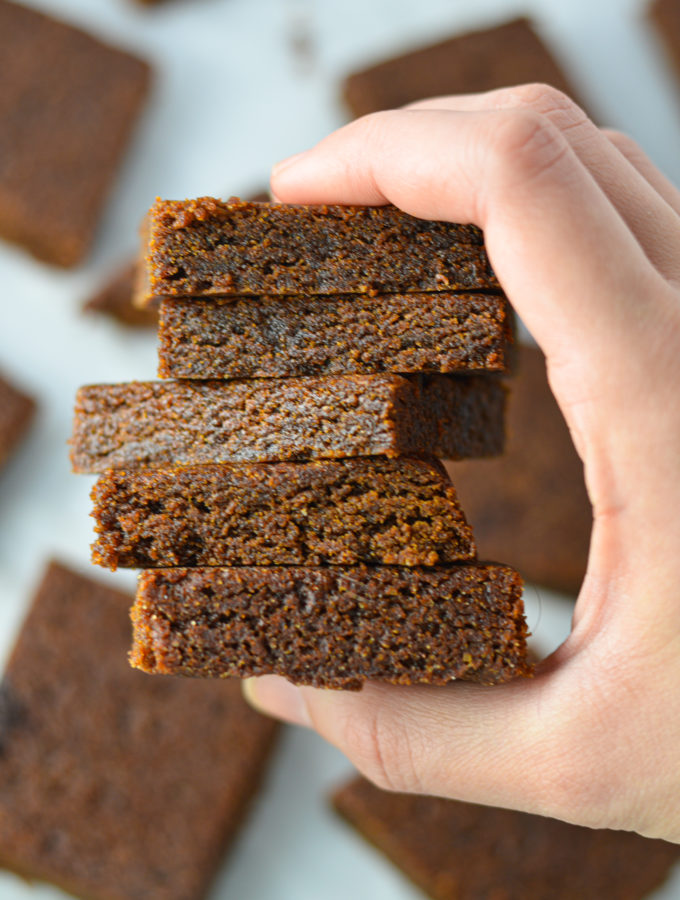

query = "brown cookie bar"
[131, 564, 530, 688]
[83, 192, 270, 328]
[650, 0, 680, 79]
[83, 261, 159, 328]
[157, 293, 512, 378]
[0, 371, 36, 470]
[91, 457, 476, 570]
[0, 561, 277, 900]
[447, 345, 591, 595]
[70, 374, 506, 472]
[139, 198, 498, 304]
[343, 17, 587, 118]
[332, 776, 680, 900]
[0, 0, 151, 267]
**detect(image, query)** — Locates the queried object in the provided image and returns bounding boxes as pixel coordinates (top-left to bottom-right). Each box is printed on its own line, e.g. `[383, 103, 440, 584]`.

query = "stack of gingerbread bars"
[70, 197, 532, 689]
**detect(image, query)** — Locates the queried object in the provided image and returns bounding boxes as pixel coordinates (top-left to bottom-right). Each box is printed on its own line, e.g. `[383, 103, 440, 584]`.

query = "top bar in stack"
[137, 198, 499, 305]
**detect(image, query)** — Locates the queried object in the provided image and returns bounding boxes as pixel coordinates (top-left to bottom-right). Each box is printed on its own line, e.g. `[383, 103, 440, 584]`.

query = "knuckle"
[339, 704, 424, 794]
[601, 128, 640, 157]
[488, 108, 570, 185]
[506, 82, 585, 122]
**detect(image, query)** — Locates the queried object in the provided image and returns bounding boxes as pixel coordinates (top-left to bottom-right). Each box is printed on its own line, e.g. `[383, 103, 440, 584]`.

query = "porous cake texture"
[91, 457, 476, 569]
[131, 564, 531, 688]
[157, 292, 512, 378]
[139, 198, 498, 304]
[70, 374, 506, 472]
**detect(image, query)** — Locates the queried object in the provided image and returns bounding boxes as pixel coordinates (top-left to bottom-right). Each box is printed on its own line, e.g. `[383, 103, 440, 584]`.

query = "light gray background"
[0, 0, 679, 897]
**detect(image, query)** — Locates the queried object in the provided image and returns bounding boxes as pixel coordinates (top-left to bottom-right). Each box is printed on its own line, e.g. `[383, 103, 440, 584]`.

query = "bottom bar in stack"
[130, 564, 531, 689]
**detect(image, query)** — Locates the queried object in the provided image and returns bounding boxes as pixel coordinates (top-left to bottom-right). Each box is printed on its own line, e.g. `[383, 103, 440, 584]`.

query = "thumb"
[244, 667, 596, 825]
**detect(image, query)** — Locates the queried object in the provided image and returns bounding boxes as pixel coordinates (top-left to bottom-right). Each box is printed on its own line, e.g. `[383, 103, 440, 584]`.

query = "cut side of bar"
[139, 198, 499, 304]
[131, 564, 531, 688]
[158, 293, 512, 378]
[91, 457, 476, 569]
[70, 374, 506, 472]
[332, 777, 680, 900]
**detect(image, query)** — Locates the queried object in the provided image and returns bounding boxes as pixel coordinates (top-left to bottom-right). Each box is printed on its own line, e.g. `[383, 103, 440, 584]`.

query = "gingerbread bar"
[0, 561, 277, 900]
[343, 17, 588, 119]
[82, 192, 271, 328]
[83, 261, 158, 328]
[0, 370, 36, 470]
[448, 345, 591, 595]
[158, 293, 512, 378]
[649, 0, 680, 80]
[0, 0, 151, 267]
[332, 776, 680, 900]
[131, 564, 530, 688]
[139, 198, 498, 304]
[91, 457, 476, 570]
[70, 374, 506, 472]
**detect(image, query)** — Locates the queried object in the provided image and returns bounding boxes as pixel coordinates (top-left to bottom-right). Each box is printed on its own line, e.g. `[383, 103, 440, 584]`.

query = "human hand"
[245, 84, 680, 842]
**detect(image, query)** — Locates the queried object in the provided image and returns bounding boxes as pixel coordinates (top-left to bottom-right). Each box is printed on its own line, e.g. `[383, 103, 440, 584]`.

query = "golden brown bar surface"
[158, 293, 512, 378]
[91, 457, 476, 569]
[70, 374, 506, 472]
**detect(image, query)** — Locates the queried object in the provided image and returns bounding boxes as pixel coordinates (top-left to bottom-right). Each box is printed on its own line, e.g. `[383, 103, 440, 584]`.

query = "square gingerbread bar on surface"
[0, 370, 35, 470]
[131, 564, 531, 688]
[91, 457, 476, 569]
[447, 345, 591, 596]
[158, 293, 513, 378]
[0, 0, 150, 266]
[70, 374, 506, 472]
[0, 561, 277, 900]
[138, 198, 498, 305]
[332, 776, 680, 900]
[343, 16, 589, 118]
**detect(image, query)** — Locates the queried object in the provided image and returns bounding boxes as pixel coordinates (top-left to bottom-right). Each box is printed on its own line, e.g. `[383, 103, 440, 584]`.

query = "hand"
[245, 84, 680, 842]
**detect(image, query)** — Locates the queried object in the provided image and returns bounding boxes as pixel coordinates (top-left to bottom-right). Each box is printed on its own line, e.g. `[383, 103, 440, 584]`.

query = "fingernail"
[271, 150, 308, 178]
[243, 675, 312, 727]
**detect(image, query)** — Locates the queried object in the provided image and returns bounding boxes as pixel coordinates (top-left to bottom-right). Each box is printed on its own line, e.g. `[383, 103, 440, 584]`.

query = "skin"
[244, 84, 680, 843]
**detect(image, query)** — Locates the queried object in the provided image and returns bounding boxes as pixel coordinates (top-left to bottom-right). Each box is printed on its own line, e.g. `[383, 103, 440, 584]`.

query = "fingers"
[601, 128, 680, 216]
[406, 85, 680, 279]
[271, 104, 662, 379]
[245, 674, 568, 816]
[244, 654, 680, 839]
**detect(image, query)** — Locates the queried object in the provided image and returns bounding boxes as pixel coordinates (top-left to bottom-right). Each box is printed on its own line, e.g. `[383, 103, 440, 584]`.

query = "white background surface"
[1, 0, 679, 897]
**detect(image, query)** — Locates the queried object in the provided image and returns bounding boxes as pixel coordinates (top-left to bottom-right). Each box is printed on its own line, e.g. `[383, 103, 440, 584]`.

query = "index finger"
[270, 108, 662, 382]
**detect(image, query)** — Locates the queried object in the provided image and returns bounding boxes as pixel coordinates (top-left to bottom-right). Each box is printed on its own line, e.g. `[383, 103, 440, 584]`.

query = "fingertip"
[270, 149, 315, 201]
[242, 675, 312, 728]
